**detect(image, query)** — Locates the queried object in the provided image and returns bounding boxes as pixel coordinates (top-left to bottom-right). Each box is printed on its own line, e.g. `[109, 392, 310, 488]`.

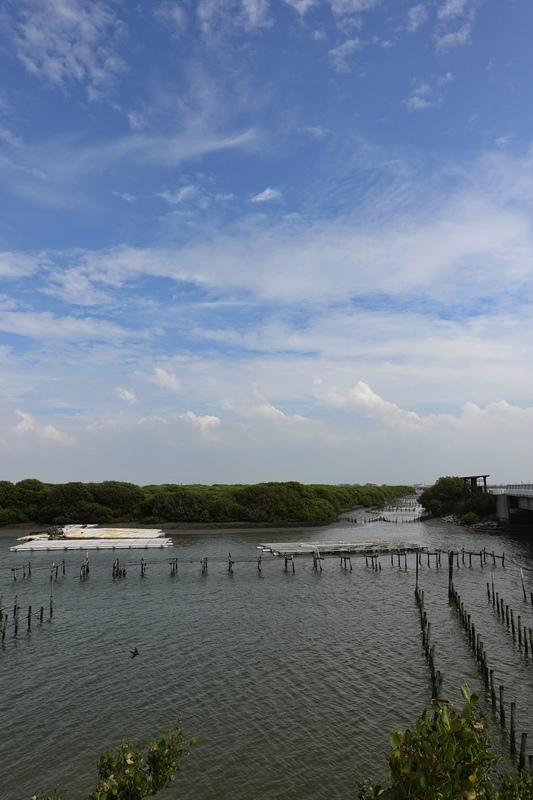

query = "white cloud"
[0, 310, 146, 342]
[29, 147, 530, 314]
[406, 4, 429, 32]
[9, 0, 126, 99]
[154, 2, 188, 36]
[249, 187, 282, 202]
[156, 185, 196, 204]
[404, 73, 453, 110]
[197, 0, 272, 35]
[437, 0, 470, 20]
[329, 38, 365, 72]
[301, 125, 334, 139]
[282, 0, 317, 14]
[434, 0, 477, 50]
[317, 381, 533, 439]
[181, 410, 221, 436]
[11, 409, 76, 445]
[43, 268, 113, 306]
[115, 387, 138, 404]
[0, 252, 44, 279]
[153, 367, 181, 392]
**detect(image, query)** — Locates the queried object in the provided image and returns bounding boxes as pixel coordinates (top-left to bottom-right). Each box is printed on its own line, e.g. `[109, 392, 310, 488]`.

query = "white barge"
[10, 524, 174, 552]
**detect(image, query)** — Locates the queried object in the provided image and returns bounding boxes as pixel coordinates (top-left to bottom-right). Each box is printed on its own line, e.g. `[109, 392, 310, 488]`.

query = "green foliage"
[2, 479, 414, 526]
[498, 769, 533, 799]
[419, 477, 465, 517]
[30, 726, 195, 800]
[461, 512, 479, 525]
[357, 685, 533, 800]
[419, 478, 495, 520]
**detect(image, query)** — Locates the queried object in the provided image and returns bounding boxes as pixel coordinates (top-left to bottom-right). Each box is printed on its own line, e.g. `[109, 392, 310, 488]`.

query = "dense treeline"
[419, 476, 495, 523]
[0, 479, 414, 526]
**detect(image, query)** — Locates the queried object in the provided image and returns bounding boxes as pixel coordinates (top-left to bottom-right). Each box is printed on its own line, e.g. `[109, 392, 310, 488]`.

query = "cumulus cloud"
[180, 411, 221, 437]
[317, 380, 533, 438]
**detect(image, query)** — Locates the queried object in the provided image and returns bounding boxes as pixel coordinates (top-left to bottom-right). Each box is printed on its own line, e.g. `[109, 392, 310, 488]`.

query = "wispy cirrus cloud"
[249, 187, 281, 202]
[405, 4, 429, 32]
[115, 387, 138, 404]
[404, 72, 453, 110]
[435, 0, 478, 50]
[329, 37, 365, 72]
[7, 0, 127, 100]
[197, 0, 272, 36]
[153, 367, 181, 392]
[153, 1, 188, 37]
[0, 310, 148, 342]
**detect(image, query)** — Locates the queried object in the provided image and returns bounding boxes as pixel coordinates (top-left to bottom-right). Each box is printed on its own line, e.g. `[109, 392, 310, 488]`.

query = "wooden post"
[490, 670, 496, 707]
[27, 605, 32, 631]
[499, 685, 506, 727]
[448, 551, 454, 598]
[257, 556, 262, 572]
[1, 614, 7, 643]
[518, 616, 522, 646]
[521, 569, 527, 601]
[228, 553, 234, 573]
[40, 606, 44, 624]
[510, 608, 515, 636]
[519, 733, 527, 771]
[415, 555, 419, 597]
[510, 702, 516, 755]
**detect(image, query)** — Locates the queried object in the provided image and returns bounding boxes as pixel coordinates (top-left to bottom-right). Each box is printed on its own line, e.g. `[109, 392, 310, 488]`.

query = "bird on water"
[130, 647, 139, 658]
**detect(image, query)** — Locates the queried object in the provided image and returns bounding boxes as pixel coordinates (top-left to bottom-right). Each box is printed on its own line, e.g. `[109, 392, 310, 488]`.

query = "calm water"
[1, 509, 533, 800]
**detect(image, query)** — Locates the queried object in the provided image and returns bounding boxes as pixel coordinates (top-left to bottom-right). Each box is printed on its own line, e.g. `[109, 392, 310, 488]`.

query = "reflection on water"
[1, 512, 532, 800]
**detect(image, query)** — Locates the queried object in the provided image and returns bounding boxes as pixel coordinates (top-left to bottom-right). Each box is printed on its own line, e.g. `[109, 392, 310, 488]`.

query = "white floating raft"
[10, 524, 174, 552]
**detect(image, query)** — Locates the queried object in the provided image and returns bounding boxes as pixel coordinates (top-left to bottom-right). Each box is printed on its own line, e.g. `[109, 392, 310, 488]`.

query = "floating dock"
[10, 524, 174, 552]
[258, 540, 427, 557]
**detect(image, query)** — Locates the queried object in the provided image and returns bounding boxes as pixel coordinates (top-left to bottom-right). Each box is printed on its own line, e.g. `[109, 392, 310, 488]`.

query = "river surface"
[1, 507, 533, 800]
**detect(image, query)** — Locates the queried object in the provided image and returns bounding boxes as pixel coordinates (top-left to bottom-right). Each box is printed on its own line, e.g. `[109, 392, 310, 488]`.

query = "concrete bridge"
[492, 485, 533, 524]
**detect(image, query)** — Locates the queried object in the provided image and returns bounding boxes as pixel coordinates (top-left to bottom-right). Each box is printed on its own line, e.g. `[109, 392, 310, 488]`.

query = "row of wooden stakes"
[449, 576, 531, 771]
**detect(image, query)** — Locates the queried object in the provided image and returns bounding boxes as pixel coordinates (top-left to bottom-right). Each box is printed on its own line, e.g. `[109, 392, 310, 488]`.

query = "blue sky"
[0, 0, 531, 486]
